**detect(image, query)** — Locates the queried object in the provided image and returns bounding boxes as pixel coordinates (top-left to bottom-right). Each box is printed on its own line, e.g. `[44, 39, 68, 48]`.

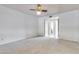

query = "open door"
[45, 17, 59, 39]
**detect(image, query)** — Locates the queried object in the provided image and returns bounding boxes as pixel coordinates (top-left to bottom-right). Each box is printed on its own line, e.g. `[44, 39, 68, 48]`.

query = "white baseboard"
[0, 33, 38, 45]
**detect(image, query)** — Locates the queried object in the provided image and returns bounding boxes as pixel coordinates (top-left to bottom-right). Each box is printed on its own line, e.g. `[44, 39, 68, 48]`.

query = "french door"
[45, 17, 59, 39]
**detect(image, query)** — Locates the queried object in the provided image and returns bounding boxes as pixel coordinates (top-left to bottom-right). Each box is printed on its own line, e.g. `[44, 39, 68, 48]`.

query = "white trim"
[45, 16, 59, 39]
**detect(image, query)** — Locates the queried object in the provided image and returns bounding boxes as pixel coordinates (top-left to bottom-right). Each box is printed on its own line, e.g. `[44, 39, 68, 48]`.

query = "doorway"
[45, 17, 59, 39]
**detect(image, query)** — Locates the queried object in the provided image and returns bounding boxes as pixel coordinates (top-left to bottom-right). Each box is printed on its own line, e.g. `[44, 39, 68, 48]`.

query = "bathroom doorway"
[45, 17, 59, 39]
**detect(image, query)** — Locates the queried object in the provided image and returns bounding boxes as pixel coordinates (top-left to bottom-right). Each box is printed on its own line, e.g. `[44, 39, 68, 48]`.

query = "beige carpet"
[0, 37, 79, 54]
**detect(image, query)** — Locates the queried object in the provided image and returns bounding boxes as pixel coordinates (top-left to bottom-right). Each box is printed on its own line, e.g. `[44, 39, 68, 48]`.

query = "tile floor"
[0, 37, 79, 54]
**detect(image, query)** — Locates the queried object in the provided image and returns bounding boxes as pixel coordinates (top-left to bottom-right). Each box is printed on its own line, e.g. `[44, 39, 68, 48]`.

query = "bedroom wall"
[38, 10, 79, 42]
[58, 10, 79, 42]
[38, 16, 47, 36]
[0, 5, 38, 45]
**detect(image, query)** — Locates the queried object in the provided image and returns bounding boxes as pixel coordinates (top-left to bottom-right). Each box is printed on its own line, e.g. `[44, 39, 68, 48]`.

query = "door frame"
[44, 17, 59, 39]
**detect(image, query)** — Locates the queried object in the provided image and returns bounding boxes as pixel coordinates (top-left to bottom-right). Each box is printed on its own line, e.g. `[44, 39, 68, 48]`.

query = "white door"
[45, 17, 58, 39]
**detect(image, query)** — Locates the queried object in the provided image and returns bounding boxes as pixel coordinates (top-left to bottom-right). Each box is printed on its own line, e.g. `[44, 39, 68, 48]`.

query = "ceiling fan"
[29, 4, 47, 15]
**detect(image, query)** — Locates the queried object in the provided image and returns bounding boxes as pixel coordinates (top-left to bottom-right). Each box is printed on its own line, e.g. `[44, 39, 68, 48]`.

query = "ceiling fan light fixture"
[36, 11, 41, 15]
[30, 4, 47, 15]
[37, 4, 43, 11]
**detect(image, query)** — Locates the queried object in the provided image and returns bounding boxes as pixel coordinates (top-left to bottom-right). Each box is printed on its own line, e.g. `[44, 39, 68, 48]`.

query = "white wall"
[59, 10, 79, 42]
[0, 5, 38, 45]
[38, 16, 49, 36]
[38, 10, 79, 42]
[38, 17, 46, 36]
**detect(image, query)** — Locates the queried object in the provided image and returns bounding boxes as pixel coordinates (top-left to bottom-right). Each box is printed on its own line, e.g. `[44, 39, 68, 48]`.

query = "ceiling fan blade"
[30, 9, 36, 11]
[30, 8, 47, 13]
[42, 10, 47, 12]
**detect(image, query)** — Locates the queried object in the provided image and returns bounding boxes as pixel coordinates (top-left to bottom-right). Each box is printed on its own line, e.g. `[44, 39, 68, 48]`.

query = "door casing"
[45, 17, 59, 39]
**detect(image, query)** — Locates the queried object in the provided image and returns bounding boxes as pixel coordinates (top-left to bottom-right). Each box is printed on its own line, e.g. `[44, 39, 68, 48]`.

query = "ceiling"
[1, 4, 79, 16]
